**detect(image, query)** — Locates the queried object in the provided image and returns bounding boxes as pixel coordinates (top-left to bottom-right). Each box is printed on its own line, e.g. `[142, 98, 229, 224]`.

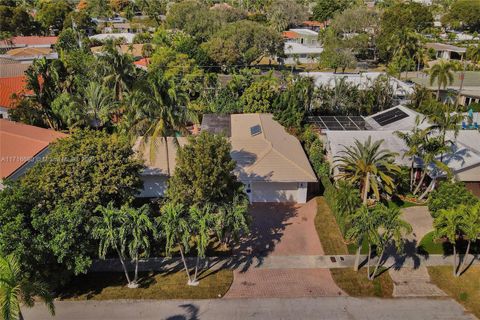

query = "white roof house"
[135, 114, 317, 203]
[300, 72, 415, 99]
[89, 33, 136, 44]
[364, 105, 430, 131]
[326, 129, 480, 187]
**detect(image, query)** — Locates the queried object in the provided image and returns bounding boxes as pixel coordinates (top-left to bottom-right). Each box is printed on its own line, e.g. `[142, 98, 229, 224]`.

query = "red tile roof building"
[0, 36, 58, 49]
[0, 76, 28, 108]
[0, 119, 66, 179]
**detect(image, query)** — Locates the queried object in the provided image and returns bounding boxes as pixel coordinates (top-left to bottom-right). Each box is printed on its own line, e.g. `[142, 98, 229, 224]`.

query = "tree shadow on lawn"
[224, 202, 299, 273]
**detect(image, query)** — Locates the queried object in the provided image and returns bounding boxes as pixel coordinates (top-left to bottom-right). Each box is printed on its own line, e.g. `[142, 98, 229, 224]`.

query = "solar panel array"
[372, 107, 408, 126]
[306, 116, 368, 131]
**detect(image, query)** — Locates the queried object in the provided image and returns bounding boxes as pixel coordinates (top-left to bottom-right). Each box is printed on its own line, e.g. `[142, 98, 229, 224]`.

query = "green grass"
[58, 269, 233, 300]
[385, 196, 420, 210]
[418, 231, 480, 256]
[315, 197, 394, 297]
[428, 266, 480, 319]
[315, 197, 348, 255]
[331, 268, 393, 298]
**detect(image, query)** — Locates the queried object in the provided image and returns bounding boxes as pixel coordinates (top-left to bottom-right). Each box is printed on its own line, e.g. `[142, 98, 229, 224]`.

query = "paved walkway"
[389, 206, 445, 297]
[225, 200, 344, 298]
[24, 297, 476, 320]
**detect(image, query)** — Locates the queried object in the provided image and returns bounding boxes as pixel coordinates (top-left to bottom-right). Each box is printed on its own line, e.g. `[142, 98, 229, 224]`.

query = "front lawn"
[58, 269, 233, 300]
[315, 197, 393, 297]
[428, 266, 480, 319]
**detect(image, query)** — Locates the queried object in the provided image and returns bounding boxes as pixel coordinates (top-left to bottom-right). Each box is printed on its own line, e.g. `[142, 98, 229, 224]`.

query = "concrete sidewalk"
[24, 297, 476, 320]
[91, 254, 479, 272]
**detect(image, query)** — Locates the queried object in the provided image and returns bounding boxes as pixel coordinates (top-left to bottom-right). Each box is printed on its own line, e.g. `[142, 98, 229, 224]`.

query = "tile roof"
[91, 44, 146, 57]
[0, 119, 66, 179]
[426, 42, 467, 53]
[5, 47, 53, 57]
[0, 76, 28, 108]
[282, 31, 300, 39]
[0, 36, 58, 48]
[0, 63, 31, 78]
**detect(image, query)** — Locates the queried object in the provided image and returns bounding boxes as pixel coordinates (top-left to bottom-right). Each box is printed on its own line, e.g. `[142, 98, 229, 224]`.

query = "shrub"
[428, 181, 478, 217]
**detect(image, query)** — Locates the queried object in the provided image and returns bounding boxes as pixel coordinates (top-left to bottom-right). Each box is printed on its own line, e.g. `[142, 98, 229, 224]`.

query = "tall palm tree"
[434, 207, 465, 277]
[129, 74, 195, 176]
[369, 205, 412, 280]
[92, 203, 131, 286]
[429, 60, 457, 101]
[346, 205, 381, 272]
[335, 137, 401, 205]
[458, 203, 480, 275]
[97, 41, 136, 102]
[395, 116, 428, 191]
[216, 194, 250, 249]
[80, 82, 117, 129]
[188, 205, 216, 286]
[156, 203, 193, 283]
[0, 255, 55, 320]
[123, 205, 154, 288]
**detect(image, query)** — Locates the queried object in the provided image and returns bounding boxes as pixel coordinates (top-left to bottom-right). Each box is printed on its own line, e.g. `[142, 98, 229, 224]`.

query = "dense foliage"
[428, 182, 479, 217]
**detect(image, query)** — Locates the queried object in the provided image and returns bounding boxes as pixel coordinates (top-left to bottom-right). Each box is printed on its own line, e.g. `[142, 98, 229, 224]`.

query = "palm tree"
[429, 60, 457, 101]
[123, 205, 154, 288]
[0, 255, 55, 320]
[80, 82, 117, 129]
[346, 205, 381, 272]
[395, 116, 428, 192]
[216, 194, 250, 249]
[97, 41, 136, 102]
[467, 45, 480, 65]
[92, 203, 132, 286]
[369, 205, 412, 280]
[458, 203, 480, 275]
[156, 202, 193, 283]
[434, 207, 465, 277]
[335, 137, 401, 205]
[188, 205, 216, 286]
[129, 74, 194, 176]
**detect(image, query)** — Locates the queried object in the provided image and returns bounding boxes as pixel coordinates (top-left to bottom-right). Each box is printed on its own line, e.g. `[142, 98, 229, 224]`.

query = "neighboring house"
[0, 36, 58, 51]
[409, 71, 480, 106]
[322, 107, 480, 197]
[89, 33, 136, 44]
[0, 76, 29, 119]
[426, 42, 466, 60]
[1, 47, 57, 63]
[0, 62, 31, 78]
[135, 114, 317, 203]
[91, 44, 146, 58]
[134, 57, 150, 70]
[301, 20, 328, 32]
[282, 28, 323, 64]
[0, 119, 66, 187]
[301, 72, 415, 102]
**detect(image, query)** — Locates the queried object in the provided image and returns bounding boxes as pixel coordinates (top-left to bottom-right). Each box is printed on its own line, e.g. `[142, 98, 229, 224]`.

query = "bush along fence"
[301, 126, 349, 236]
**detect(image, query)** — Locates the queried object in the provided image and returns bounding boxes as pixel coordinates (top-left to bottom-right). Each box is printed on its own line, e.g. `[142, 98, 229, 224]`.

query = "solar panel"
[372, 108, 408, 126]
[306, 115, 368, 131]
[250, 124, 262, 136]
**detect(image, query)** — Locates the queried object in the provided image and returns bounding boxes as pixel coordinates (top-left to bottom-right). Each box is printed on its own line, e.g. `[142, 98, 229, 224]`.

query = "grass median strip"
[58, 269, 233, 300]
[428, 266, 480, 319]
[315, 197, 393, 298]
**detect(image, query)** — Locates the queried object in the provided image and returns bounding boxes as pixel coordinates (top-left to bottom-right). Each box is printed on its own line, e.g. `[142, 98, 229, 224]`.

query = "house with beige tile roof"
[134, 114, 317, 203]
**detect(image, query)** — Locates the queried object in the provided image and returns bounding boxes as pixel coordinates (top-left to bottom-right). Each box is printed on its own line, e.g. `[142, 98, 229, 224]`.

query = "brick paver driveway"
[225, 199, 345, 298]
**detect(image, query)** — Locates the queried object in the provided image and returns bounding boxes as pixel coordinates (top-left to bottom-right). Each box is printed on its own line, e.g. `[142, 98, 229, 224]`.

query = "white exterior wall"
[247, 182, 308, 203]
[138, 175, 168, 198]
[455, 165, 480, 182]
